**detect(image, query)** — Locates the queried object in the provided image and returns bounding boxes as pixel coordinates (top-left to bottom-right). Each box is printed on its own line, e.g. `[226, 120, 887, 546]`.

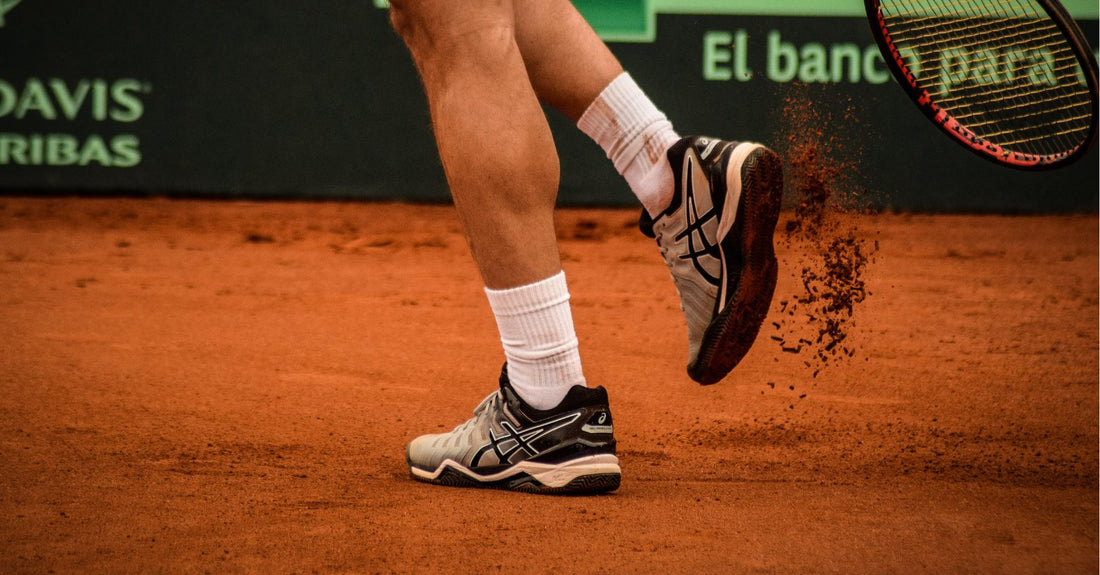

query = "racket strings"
[993, 115, 1094, 147]
[927, 56, 1080, 98]
[891, 23, 1062, 55]
[888, 16, 1044, 43]
[878, 0, 1094, 156]
[950, 88, 1088, 121]
[883, 0, 1040, 16]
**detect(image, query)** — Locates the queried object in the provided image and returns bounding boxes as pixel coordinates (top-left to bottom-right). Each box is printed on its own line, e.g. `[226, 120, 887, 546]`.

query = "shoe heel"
[523, 453, 621, 494]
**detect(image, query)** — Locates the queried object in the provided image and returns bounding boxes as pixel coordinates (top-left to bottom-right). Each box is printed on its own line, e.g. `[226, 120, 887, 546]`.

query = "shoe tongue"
[654, 137, 699, 220]
[638, 209, 656, 238]
[497, 362, 513, 393]
[496, 364, 530, 410]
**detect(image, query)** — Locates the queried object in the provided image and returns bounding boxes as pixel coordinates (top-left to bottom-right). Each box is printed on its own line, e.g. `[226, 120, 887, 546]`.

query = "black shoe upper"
[493, 363, 616, 467]
[639, 136, 736, 239]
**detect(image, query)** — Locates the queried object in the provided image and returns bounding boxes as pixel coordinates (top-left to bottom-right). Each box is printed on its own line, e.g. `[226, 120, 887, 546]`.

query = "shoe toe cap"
[407, 432, 468, 471]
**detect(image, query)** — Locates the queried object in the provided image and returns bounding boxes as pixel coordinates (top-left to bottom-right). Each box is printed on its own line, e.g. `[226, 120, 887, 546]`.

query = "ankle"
[578, 73, 680, 215]
[484, 271, 586, 410]
[636, 151, 676, 217]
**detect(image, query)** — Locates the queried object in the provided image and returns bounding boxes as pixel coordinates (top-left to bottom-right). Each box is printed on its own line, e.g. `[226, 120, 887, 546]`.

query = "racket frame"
[865, 0, 1099, 170]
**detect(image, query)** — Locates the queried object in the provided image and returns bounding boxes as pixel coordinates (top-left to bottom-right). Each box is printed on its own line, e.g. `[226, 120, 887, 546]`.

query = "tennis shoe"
[406, 365, 620, 494]
[640, 137, 784, 384]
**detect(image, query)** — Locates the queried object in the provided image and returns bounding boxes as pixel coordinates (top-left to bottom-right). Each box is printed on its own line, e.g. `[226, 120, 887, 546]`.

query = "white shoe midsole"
[412, 453, 621, 488]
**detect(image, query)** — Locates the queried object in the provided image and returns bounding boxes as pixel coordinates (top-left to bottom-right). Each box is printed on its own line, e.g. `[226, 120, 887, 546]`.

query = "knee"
[388, 0, 514, 56]
[387, 0, 419, 42]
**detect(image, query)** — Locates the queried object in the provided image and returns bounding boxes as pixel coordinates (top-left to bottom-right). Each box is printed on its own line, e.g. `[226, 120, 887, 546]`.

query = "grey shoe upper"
[406, 366, 616, 475]
[648, 137, 744, 365]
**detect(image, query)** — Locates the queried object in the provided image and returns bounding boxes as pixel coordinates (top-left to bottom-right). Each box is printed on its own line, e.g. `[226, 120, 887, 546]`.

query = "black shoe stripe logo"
[470, 411, 581, 467]
[674, 155, 721, 287]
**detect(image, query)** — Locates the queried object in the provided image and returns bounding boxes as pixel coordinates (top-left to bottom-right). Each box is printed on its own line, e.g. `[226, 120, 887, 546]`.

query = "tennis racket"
[866, 0, 1098, 169]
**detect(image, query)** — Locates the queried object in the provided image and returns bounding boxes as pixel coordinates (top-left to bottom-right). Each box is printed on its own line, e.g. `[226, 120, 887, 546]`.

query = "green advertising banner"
[1, 0, 1097, 211]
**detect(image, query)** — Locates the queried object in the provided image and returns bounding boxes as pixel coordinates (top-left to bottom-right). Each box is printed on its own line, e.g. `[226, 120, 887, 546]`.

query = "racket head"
[866, 0, 1099, 170]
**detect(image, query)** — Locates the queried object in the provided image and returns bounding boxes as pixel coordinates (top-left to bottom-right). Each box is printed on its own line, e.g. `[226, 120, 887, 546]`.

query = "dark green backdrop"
[1, 0, 1097, 211]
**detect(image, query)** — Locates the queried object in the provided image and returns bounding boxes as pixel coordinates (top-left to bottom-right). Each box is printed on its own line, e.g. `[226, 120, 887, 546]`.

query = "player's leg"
[511, 0, 677, 219]
[390, 0, 619, 493]
[389, 0, 559, 290]
[511, 0, 622, 121]
[513, 0, 786, 383]
[390, 0, 581, 406]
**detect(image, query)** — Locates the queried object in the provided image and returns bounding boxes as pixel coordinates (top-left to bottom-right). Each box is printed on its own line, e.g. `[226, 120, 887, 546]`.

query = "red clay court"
[1, 197, 1097, 572]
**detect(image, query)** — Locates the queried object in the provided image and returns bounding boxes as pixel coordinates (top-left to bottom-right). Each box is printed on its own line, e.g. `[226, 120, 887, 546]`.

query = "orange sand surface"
[1, 197, 1096, 573]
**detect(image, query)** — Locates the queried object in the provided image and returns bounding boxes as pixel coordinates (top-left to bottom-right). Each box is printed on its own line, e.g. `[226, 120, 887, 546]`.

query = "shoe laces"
[452, 390, 502, 434]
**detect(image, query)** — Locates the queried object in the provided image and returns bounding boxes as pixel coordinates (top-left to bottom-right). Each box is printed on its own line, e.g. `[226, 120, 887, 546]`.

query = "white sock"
[577, 72, 681, 217]
[484, 271, 586, 410]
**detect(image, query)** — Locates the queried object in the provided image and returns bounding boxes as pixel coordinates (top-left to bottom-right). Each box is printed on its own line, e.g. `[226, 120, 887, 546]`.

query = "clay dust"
[771, 83, 879, 379]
